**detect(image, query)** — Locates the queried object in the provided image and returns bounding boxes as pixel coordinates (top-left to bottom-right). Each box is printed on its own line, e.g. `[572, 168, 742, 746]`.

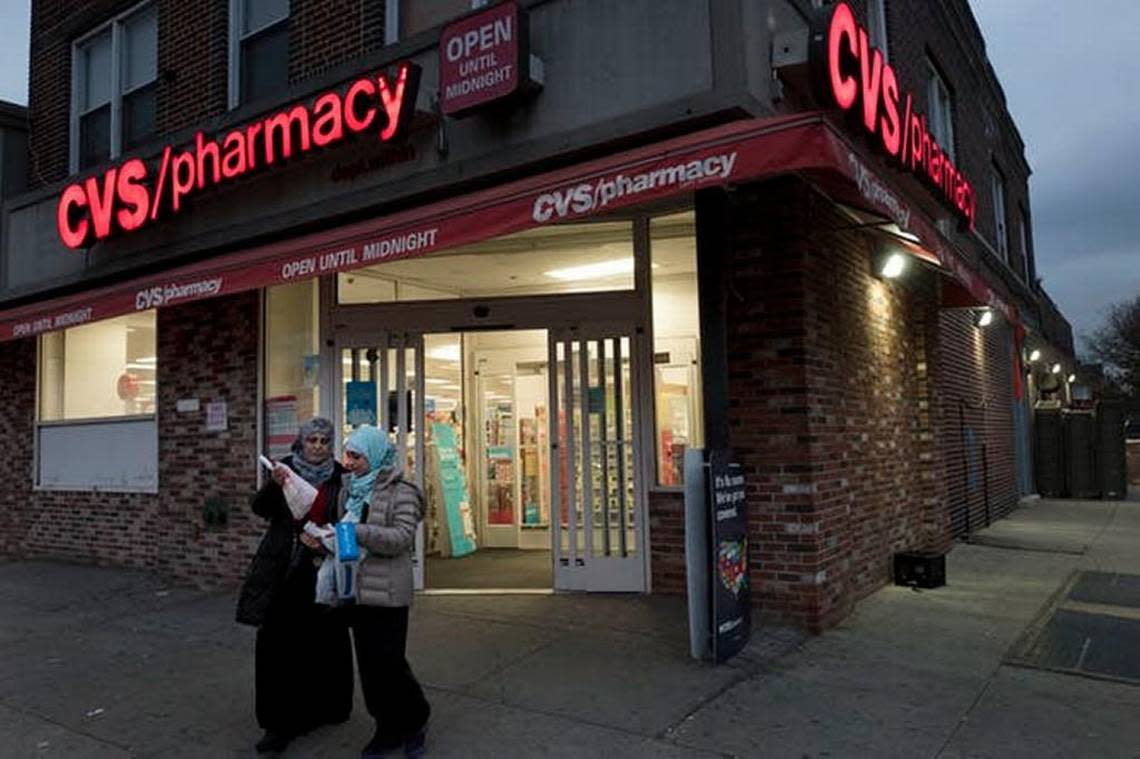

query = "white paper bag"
[259, 455, 318, 520]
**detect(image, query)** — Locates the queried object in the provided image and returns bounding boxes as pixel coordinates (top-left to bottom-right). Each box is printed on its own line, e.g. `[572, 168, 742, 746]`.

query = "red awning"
[0, 112, 1015, 341]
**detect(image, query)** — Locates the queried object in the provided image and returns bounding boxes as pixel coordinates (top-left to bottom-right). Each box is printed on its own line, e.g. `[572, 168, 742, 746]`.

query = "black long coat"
[236, 456, 345, 627]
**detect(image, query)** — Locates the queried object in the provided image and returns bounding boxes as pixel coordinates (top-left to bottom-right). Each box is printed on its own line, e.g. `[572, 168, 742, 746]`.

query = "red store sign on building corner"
[439, 1, 543, 117]
[810, 1, 977, 231]
[55, 61, 423, 250]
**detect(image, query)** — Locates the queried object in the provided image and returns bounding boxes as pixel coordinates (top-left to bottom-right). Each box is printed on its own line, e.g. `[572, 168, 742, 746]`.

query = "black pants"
[256, 605, 354, 734]
[350, 605, 431, 747]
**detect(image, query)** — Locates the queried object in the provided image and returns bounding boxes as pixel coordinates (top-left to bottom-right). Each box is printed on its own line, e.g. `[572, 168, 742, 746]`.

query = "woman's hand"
[299, 531, 327, 554]
[271, 464, 289, 486]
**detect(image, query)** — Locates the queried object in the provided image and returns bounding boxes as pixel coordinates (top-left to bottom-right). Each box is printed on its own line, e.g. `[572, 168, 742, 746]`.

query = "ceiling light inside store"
[1051, 363, 1062, 375]
[543, 258, 634, 281]
[879, 253, 907, 279]
[1028, 349, 1041, 362]
[974, 309, 994, 328]
[428, 344, 462, 362]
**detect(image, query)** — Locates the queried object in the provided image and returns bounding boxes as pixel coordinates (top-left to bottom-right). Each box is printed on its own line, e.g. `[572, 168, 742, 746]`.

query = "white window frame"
[991, 165, 1009, 262]
[385, 0, 485, 44]
[69, 1, 157, 174]
[227, 0, 291, 110]
[867, 0, 889, 60]
[926, 59, 955, 163]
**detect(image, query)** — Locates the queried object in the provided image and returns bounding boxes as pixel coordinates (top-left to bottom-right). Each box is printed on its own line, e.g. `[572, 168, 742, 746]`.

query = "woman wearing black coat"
[236, 417, 354, 755]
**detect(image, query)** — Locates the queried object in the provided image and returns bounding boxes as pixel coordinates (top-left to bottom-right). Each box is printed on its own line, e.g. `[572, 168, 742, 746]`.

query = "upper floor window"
[1018, 207, 1031, 282]
[71, 4, 158, 172]
[390, 0, 485, 42]
[991, 164, 1009, 262]
[229, 0, 289, 108]
[925, 60, 955, 163]
[867, 0, 889, 59]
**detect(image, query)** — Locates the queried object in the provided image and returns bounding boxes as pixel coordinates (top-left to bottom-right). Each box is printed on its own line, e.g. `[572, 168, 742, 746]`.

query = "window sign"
[345, 381, 378, 427]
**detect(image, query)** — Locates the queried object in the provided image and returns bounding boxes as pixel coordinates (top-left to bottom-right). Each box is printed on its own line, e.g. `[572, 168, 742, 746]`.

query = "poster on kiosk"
[685, 449, 752, 663]
[708, 451, 751, 663]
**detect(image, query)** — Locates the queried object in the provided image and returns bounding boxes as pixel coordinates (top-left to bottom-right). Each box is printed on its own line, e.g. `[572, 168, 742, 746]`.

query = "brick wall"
[881, 0, 1033, 284]
[937, 309, 1018, 536]
[648, 490, 686, 594]
[0, 338, 35, 557]
[27, 0, 387, 190]
[0, 293, 264, 592]
[719, 178, 945, 631]
[155, 292, 261, 588]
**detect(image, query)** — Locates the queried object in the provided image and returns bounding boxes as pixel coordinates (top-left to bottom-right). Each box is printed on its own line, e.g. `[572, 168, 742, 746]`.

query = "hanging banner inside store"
[439, 1, 538, 116]
[811, 2, 977, 230]
[4, 114, 1016, 342]
[708, 451, 751, 663]
[345, 381, 378, 427]
[55, 61, 423, 249]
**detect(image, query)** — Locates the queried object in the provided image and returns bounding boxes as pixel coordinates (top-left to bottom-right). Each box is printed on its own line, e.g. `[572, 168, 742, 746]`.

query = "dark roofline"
[0, 100, 28, 132]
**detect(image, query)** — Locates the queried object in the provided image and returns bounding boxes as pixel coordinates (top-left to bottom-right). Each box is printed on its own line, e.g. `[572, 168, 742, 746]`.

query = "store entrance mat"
[1007, 571, 1140, 685]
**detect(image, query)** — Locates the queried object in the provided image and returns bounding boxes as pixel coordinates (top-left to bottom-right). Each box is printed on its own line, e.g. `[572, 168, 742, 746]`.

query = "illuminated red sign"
[439, 1, 531, 117]
[813, 2, 976, 229]
[56, 62, 423, 249]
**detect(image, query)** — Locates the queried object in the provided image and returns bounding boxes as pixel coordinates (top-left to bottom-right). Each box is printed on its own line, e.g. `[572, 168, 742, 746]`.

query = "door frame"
[318, 217, 660, 593]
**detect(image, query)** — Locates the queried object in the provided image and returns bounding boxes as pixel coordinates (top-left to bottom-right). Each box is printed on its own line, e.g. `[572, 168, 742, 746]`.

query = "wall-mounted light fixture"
[1028, 349, 1041, 363]
[1067, 374, 1077, 383]
[1051, 363, 1062, 375]
[876, 252, 907, 279]
[974, 308, 994, 328]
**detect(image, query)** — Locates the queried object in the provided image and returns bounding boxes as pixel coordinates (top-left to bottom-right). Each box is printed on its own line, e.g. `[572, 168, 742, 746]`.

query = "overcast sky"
[0, 1, 1134, 354]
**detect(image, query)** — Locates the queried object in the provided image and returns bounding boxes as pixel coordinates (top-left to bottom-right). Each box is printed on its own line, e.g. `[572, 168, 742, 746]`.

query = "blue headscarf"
[343, 425, 397, 521]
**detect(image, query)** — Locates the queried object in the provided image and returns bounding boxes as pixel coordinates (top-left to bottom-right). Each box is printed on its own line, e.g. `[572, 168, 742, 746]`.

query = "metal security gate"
[548, 327, 645, 591]
[336, 331, 427, 590]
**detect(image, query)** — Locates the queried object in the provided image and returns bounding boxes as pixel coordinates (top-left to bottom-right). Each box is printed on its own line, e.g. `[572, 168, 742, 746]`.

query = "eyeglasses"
[306, 436, 331, 445]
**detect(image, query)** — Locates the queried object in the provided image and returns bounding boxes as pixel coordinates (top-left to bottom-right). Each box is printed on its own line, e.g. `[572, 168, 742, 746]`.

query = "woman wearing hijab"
[236, 417, 354, 755]
[322, 424, 430, 759]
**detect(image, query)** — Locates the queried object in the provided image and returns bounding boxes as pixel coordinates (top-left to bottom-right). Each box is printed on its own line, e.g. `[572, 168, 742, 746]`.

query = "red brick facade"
[0, 293, 262, 590]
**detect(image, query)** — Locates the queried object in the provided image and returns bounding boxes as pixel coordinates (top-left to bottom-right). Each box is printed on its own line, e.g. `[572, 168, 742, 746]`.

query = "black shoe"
[256, 730, 292, 754]
[361, 730, 401, 759]
[404, 726, 427, 758]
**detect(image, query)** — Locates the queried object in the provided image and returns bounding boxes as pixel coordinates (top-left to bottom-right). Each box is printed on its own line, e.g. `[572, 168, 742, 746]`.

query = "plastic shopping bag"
[259, 455, 317, 520]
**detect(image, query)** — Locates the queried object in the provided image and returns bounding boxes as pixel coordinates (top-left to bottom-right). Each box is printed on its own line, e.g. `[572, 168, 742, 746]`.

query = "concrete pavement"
[2, 495, 1139, 758]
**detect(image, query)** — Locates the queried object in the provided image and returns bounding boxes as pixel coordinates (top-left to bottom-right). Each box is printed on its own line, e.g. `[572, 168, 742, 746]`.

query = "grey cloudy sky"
[0, 1, 1134, 353]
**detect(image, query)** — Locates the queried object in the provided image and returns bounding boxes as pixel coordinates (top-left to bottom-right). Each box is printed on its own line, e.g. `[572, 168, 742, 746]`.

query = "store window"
[71, 4, 158, 171]
[264, 279, 321, 458]
[650, 212, 702, 487]
[228, 0, 289, 108]
[396, 0, 485, 40]
[338, 221, 635, 304]
[39, 311, 157, 421]
[926, 59, 955, 163]
[992, 164, 1009, 262]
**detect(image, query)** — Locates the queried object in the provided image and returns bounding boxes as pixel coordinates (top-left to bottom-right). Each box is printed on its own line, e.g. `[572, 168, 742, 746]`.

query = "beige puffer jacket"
[336, 467, 424, 608]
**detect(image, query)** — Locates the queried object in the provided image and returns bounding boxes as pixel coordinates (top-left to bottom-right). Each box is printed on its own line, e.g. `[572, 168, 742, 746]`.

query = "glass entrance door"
[337, 331, 426, 590]
[548, 327, 645, 591]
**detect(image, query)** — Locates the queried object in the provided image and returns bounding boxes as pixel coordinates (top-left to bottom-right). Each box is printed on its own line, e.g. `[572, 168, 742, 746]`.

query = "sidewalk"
[2, 496, 1139, 758]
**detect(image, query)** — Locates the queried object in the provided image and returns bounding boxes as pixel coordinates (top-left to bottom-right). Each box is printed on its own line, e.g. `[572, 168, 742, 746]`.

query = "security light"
[1028, 349, 1041, 363]
[1067, 374, 1077, 383]
[1051, 363, 1062, 375]
[974, 309, 994, 328]
[878, 252, 907, 279]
